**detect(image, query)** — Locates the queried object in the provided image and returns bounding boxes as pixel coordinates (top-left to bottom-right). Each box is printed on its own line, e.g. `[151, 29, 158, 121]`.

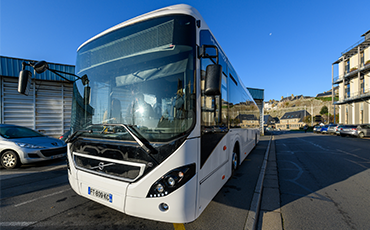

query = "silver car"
[0, 124, 66, 169]
[339, 125, 358, 137]
[327, 124, 338, 135]
[355, 124, 370, 138]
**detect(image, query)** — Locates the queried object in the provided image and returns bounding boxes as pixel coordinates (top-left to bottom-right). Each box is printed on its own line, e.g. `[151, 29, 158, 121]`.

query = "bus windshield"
[71, 15, 196, 142]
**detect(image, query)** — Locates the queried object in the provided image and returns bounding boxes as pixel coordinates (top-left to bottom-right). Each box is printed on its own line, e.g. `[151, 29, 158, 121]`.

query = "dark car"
[59, 130, 71, 142]
[355, 124, 370, 138]
[339, 125, 358, 137]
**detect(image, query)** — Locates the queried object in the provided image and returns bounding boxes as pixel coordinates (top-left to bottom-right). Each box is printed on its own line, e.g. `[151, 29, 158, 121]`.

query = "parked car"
[335, 124, 344, 136]
[0, 124, 66, 169]
[339, 125, 358, 137]
[355, 124, 370, 138]
[59, 130, 71, 142]
[320, 125, 329, 134]
[327, 124, 338, 135]
[313, 125, 321, 133]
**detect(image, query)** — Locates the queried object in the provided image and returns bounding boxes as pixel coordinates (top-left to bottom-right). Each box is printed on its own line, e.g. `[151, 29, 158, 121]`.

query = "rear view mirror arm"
[21, 60, 89, 84]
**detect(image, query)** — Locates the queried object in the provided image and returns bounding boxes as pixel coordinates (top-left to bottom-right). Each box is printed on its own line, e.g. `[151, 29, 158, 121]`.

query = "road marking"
[0, 222, 36, 227]
[173, 223, 186, 230]
[41, 164, 67, 172]
[297, 138, 329, 151]
[14, 188, 71, 207]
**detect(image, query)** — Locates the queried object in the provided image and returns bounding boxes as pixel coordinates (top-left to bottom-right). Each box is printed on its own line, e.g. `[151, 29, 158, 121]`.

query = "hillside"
[265, 97, 336, 120]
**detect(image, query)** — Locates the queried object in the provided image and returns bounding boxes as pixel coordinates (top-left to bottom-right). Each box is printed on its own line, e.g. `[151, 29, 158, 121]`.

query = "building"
[0, 56, 75, 137]
[316, 87, 338, 98]
[264, 114, 274, 127]
[332, 30, 370, 124]
[276, 110, 310, 130]
[235, 114, 259, 129]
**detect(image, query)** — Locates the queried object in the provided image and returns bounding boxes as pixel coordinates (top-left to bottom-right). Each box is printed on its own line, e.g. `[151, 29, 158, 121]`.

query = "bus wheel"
[232, 149, 239, 176]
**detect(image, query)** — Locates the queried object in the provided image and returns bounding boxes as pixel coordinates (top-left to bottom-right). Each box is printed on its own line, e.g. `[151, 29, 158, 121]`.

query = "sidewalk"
[257, 136, 283, 230]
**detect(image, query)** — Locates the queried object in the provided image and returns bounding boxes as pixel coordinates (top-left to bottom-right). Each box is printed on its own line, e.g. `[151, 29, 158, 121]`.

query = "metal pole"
[311, 103, 313, 126]
[332, 64, 335, 124]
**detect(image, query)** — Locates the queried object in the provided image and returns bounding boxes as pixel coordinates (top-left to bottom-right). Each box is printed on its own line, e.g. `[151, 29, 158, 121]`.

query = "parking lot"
[2, 132, 369, 230]
[0, 137, 272, 230]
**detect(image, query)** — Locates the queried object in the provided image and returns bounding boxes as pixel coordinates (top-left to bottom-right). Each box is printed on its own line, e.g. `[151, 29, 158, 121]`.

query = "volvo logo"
[98, 162, 105, 171]
[90, 162, 114, 171]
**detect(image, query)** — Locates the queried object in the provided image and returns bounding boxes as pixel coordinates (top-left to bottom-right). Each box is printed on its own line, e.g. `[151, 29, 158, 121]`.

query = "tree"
[320, 105, 328, 115]
[303, 115, 311, 124]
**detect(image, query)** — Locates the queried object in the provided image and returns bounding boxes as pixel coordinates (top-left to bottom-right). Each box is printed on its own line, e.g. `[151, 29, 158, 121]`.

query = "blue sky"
[1, 0, 369, 101]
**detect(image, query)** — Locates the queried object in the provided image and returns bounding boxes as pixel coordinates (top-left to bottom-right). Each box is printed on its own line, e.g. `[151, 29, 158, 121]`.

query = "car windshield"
[0, 126, 44, 139]
[71, 15, 196, 142]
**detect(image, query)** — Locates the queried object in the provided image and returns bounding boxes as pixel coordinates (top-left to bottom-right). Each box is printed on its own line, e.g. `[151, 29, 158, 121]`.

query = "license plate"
[88, 187, 112, 203]
[51, 154, 65, 159]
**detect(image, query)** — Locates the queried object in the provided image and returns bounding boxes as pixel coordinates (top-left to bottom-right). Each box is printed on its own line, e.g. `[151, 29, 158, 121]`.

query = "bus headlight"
[167, 176, 176, 187]
[147, 163, 196, 198]
[156, 183, 164, 193]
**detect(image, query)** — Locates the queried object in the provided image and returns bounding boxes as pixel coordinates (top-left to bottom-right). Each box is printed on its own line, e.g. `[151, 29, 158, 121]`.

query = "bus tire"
[231, 144, 239, 176]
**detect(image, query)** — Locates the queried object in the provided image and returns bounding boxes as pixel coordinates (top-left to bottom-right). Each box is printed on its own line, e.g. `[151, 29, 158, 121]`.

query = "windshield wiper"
[101, 124, 157, 155]
[65, 129, 94, 143]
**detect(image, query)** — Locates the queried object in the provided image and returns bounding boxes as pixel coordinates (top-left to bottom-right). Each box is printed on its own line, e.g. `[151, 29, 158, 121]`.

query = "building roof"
[0, 56, 75, 82]
[340, 30, 370, 58]
[361, 29, 370, 37]
[236, 114, 258, 121]
[280, 110, 310, 122]
[264, 115, 274, 125]
[316, 91, 332, 97]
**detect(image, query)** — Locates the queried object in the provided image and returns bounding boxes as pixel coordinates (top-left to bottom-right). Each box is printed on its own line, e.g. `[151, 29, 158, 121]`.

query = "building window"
[345, 81, 350, 98]
[360, 75, 365, 94]
[360, 52, 364, 67]
[345, 60, 350, 74]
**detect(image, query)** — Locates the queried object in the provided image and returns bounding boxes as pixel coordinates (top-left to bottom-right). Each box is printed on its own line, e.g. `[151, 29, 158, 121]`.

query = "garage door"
[1, 77, 72, 137]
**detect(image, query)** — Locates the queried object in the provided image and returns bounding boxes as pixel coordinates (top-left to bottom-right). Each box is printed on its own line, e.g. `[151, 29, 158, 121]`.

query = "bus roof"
[77, 4, 204, 51]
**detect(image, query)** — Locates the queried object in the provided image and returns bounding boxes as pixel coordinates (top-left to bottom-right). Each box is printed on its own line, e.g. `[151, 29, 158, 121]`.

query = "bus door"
[198, 34, 229, 213]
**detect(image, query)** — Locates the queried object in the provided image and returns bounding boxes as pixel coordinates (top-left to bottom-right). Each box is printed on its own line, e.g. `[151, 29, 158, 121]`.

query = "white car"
[0, 124, 66, 169]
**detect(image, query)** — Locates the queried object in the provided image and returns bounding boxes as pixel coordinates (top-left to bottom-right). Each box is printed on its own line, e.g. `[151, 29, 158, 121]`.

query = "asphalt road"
[0, 136, 270, 230]
[274, 132, 370, 230]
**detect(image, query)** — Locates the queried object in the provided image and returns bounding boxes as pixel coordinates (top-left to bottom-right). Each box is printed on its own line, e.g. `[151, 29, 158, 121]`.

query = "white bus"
[67, 4, 260, 223]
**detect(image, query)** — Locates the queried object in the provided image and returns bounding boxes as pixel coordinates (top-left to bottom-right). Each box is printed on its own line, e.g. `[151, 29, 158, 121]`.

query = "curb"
[258, 137, 282, 230]
[244, 135, 272, 230]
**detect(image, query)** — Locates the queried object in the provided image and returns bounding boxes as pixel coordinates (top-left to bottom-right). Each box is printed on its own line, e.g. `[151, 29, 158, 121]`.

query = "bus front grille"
[73, 152, 146, 182]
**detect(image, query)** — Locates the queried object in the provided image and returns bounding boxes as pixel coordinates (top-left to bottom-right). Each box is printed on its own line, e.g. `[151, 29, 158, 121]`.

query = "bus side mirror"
[204, 64, 222, 96]
[34, 61, 49, 74]
[18, 70, 32, 95]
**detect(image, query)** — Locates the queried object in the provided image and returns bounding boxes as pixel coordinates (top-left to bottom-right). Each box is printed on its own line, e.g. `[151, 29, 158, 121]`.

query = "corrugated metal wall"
[0, 56, 75, 137]
[1, 77, 73, 137]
